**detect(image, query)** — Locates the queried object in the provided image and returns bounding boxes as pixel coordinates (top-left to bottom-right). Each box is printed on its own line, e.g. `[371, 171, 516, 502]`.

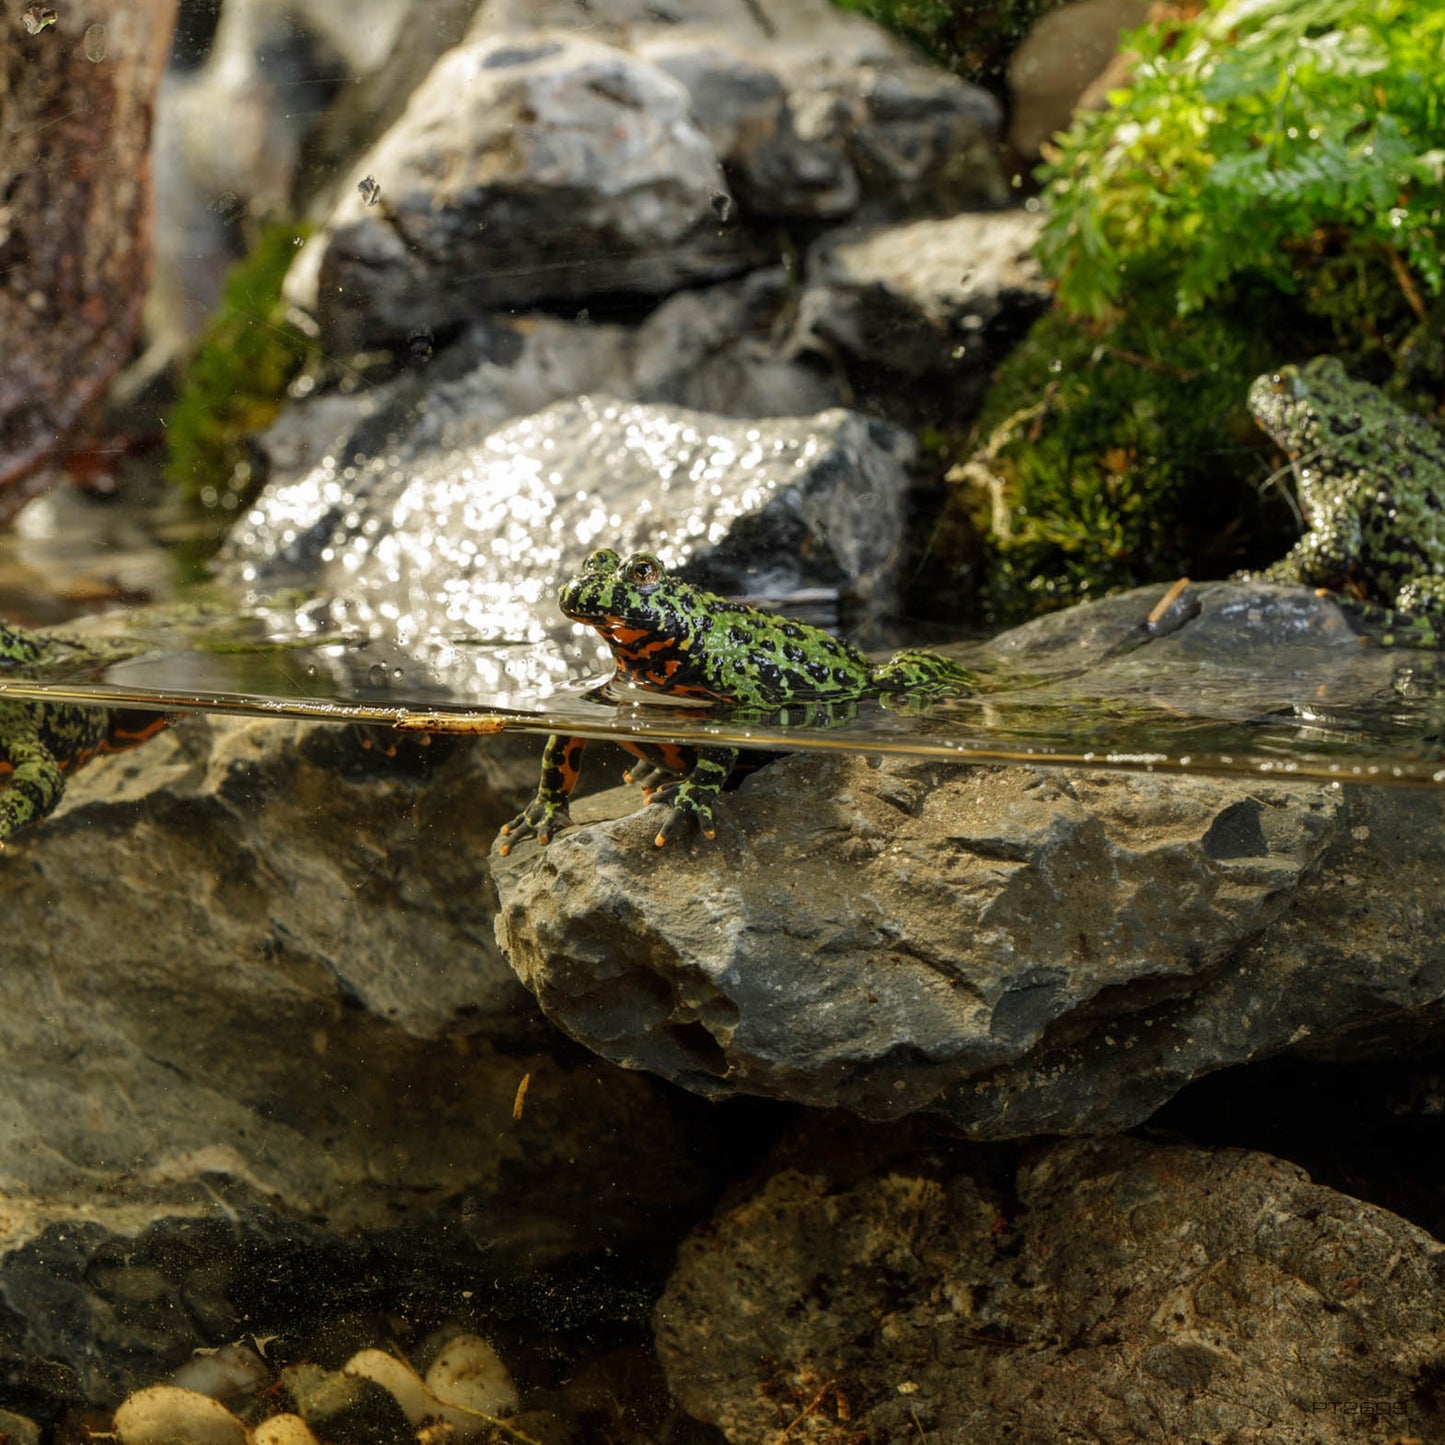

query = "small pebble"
[250, 1414, 322, 1445]
[113, 1385, 248, 1445]
[426, 1332, 520, 1417]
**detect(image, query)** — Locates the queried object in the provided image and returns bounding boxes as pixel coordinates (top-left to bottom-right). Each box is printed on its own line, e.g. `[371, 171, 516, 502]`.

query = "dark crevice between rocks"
[1147, 1047, 1445, 1241]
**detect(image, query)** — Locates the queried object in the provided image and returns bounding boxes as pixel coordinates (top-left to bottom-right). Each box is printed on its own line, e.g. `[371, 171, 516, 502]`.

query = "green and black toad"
[499, 548, 974, 850]
[1250, 356, 1445, 645]
[0, 620, 166, 846]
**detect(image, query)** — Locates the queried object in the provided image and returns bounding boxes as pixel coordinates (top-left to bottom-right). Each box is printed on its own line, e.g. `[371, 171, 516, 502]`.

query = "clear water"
[5, 607, 1444, 792]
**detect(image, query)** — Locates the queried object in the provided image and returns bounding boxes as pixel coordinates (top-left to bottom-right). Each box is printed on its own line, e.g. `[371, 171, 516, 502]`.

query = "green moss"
[830, 0, 1063, 88]
[164, 222, 313, 539]
[938, 301, 1311, 625]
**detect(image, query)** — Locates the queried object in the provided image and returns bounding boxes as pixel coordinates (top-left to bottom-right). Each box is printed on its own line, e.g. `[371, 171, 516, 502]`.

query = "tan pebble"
[113, 1385, 248, 1445]
[341, 1349, 434, 1421]
[250, 1414, 321, 1445]
[425, 1333, 520, 1417]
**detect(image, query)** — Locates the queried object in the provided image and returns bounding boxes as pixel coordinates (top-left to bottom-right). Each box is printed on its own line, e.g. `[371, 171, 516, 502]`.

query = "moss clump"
[829, 0, 1064, 89]
[164, 222, 313, 535]
[939, 300, 1308, 625]
[940, 0, 1445, 625]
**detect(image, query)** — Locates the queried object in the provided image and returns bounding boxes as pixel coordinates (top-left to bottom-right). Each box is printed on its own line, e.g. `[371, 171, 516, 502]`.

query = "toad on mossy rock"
[499, 548, 976, 851]
[0, 621, 167, 846]
[1249, 356, 1445, 647]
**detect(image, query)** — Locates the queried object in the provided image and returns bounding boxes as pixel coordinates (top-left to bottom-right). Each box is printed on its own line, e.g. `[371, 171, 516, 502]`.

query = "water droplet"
[83, 23, 107, 60]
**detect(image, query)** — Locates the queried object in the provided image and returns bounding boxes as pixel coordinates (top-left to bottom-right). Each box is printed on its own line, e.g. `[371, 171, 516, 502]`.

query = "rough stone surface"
[495, 754, 1344, 1132]
[293, 32, 756, 347]
[655, 1130, 1445, 1444]
[492, 581, 1445, 1135]
[0, 711, 723, 1404]
[791, 210, 1051, 379]
[230, 397, 917, 699]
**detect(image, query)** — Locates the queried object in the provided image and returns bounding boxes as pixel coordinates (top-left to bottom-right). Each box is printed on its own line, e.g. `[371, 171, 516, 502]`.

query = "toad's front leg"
[498, 734, 588, 853]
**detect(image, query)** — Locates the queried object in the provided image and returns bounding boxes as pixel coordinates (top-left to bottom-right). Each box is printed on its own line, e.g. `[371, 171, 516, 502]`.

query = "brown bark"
[0, 0, 178, 522]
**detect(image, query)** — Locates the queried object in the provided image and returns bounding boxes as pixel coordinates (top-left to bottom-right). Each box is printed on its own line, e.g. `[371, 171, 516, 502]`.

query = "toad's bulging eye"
[625, 555, 662, 586]
[582, 548, 620, 575]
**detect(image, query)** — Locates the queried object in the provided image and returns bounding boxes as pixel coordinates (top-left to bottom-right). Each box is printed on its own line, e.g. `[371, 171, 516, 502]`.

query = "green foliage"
[1037, 0, 1445, 319]
[165, 223, 313, 530]
[945, 300, 1303, 624]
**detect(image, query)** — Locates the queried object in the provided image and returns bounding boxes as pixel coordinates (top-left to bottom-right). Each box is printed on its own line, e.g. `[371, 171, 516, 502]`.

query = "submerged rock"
[0, 713, 723, 1405]
[655, 1130, 1445, 1445]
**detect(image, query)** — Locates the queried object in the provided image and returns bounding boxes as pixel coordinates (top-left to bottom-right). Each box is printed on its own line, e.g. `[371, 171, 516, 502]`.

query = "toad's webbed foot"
[497, 795, 573, 854]
[644, 746, 737, 847]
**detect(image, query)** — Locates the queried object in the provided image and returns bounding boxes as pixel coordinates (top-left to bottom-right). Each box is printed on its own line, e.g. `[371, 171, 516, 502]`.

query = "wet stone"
[491, 581, 1445, 1134]
[230, 397, 917, 699]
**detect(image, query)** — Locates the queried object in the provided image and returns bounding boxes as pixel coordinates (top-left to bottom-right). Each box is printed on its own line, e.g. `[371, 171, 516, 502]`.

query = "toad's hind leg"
[0, 734, 66, 846]
[647, 745, 739, 846]
[873, 650, 976, 702]
[1325, 575, 1445, 649]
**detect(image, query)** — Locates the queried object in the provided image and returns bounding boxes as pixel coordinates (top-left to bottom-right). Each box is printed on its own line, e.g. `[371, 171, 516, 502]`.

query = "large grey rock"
[0, 712, 722, 1403]
[230, 397, 917, 699]
[495, 753, 1343, 1130]
[491, 581, 1445, 1135]
[655, 1131, 1445, 1445]
[290, 31, 758, 347]
[288, 0, 1003, 347]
